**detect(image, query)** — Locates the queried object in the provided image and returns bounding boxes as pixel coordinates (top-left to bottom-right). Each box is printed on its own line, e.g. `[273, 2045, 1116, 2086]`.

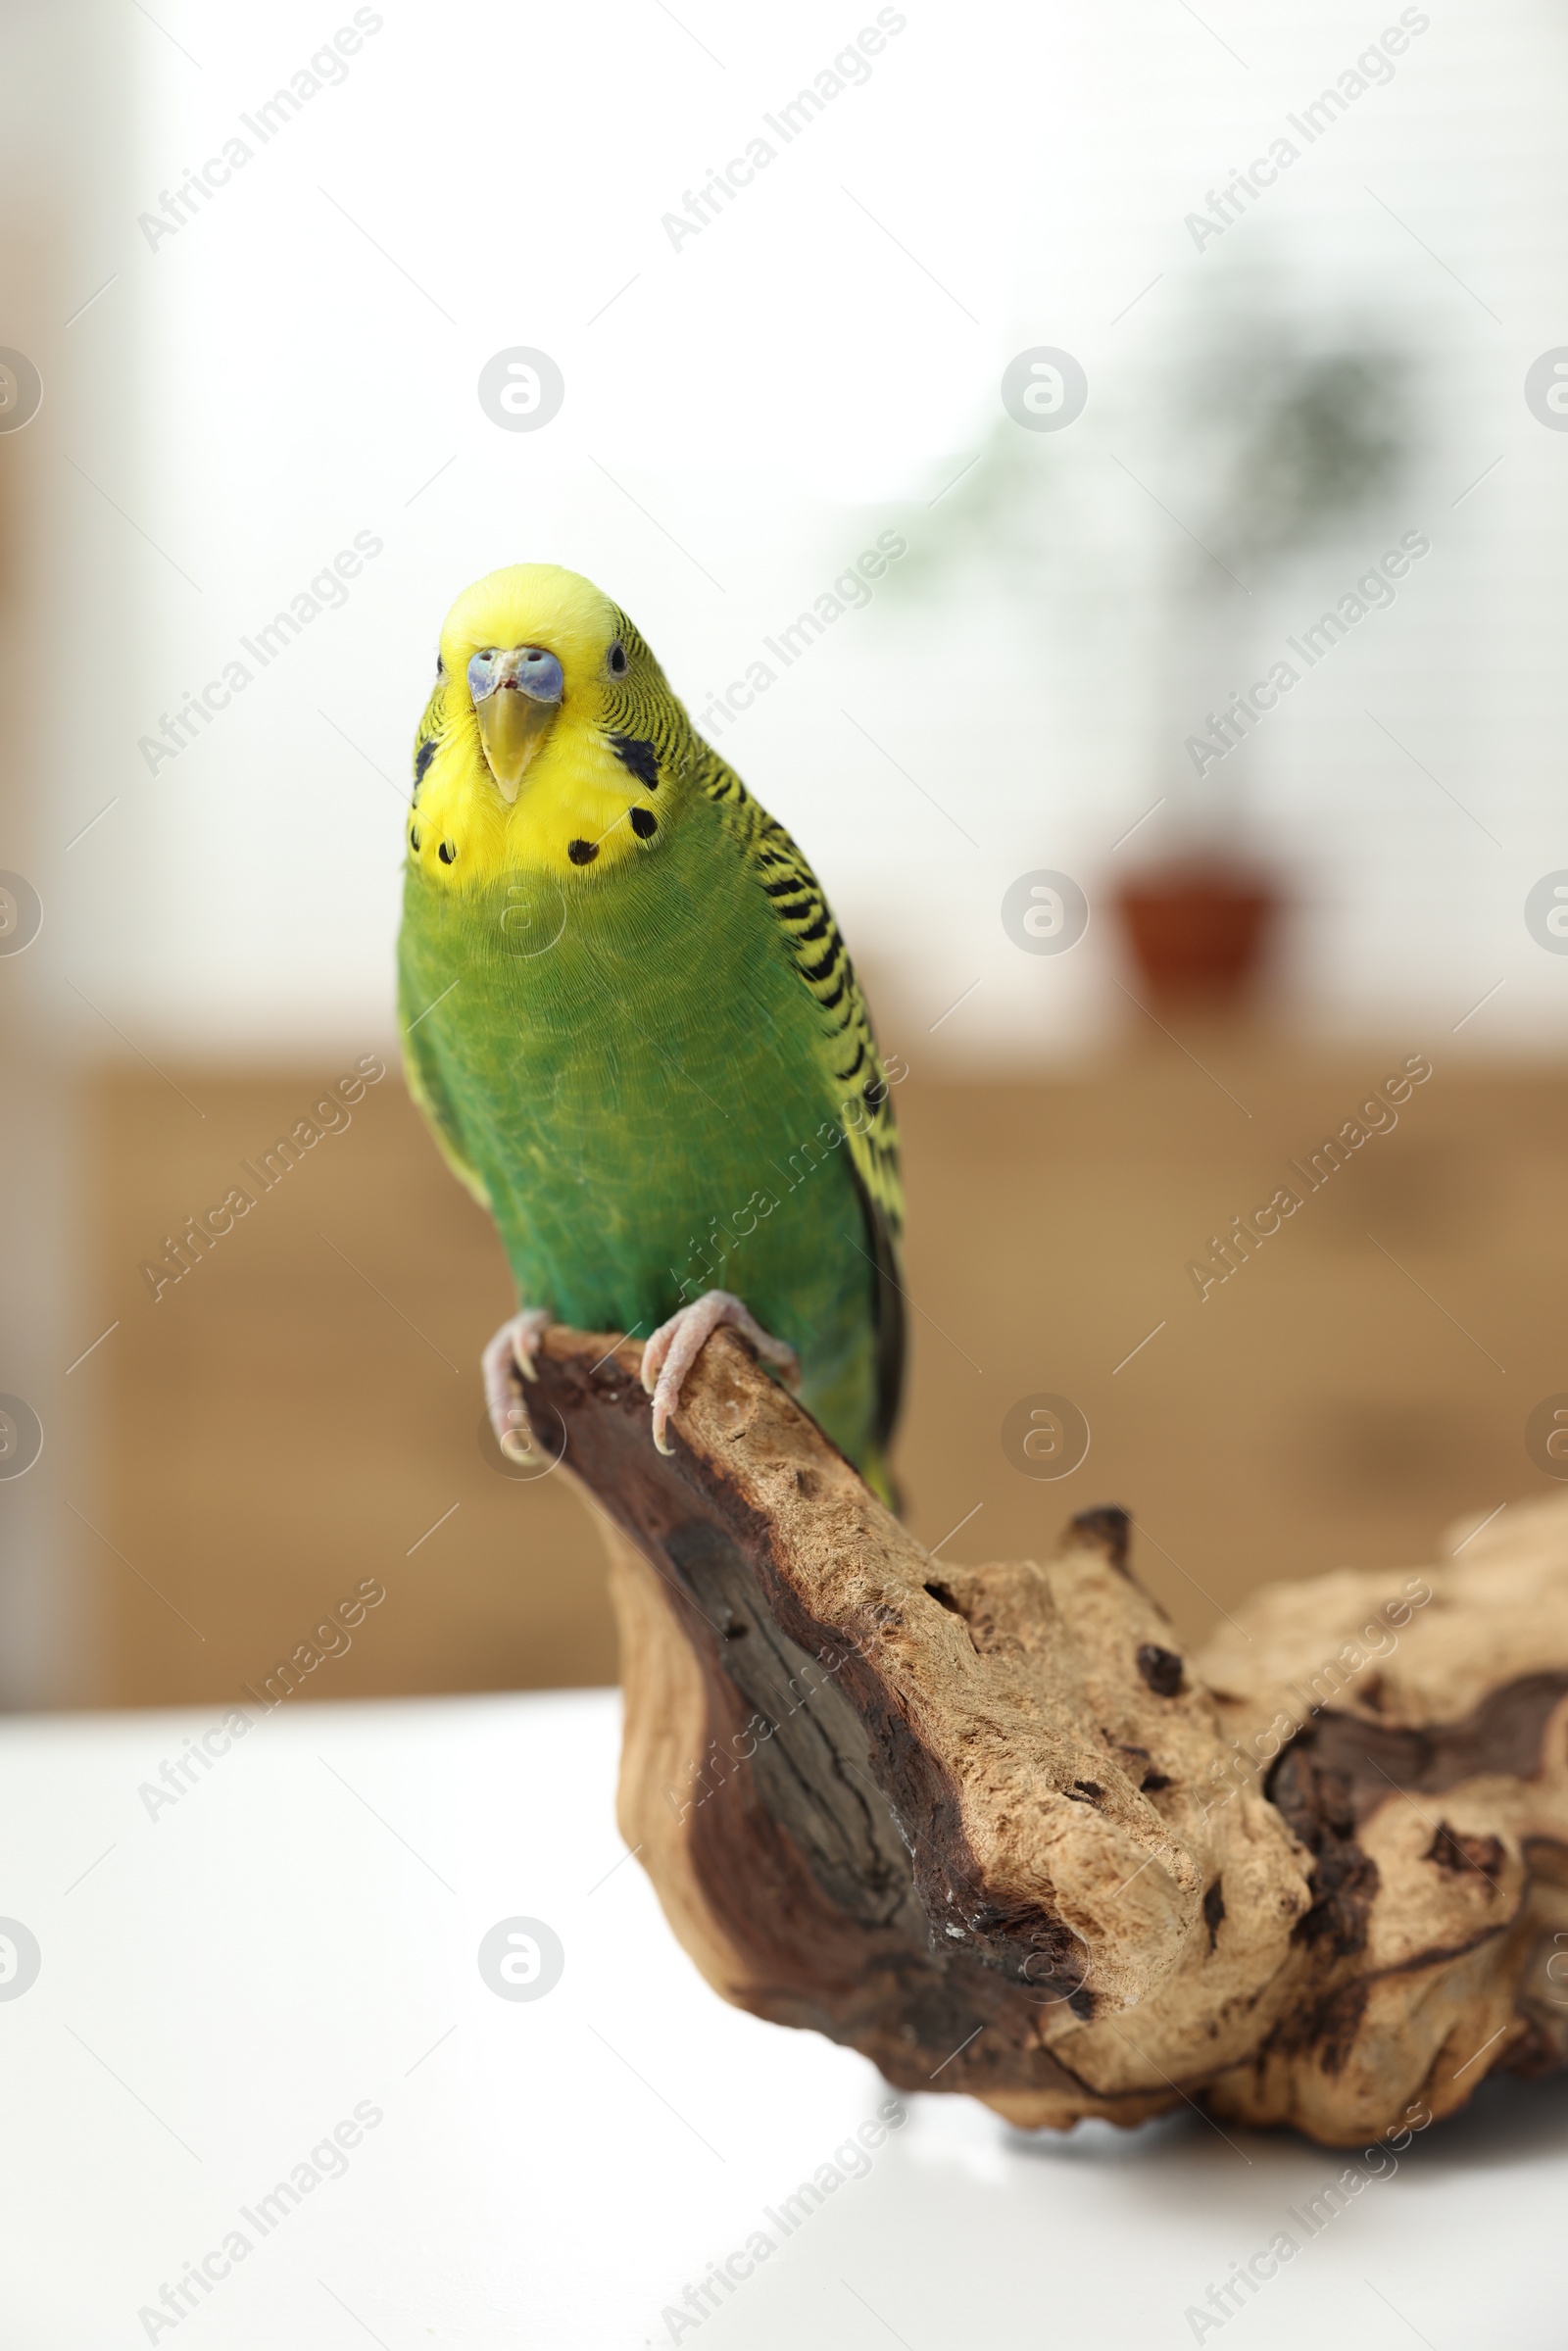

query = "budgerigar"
[396, 564, 906, 1500]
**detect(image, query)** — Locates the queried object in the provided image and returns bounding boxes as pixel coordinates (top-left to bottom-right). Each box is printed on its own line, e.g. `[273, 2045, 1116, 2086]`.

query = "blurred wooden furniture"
[74, 1033, 1568, 1708]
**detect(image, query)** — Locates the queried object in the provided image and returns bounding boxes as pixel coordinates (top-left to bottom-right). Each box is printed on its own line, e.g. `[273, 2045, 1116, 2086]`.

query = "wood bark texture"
[520, 1327, 1568, 2144]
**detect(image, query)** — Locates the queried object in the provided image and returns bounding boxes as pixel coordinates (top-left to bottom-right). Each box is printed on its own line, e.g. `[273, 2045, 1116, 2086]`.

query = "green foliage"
[1179, 330, 1407, 579]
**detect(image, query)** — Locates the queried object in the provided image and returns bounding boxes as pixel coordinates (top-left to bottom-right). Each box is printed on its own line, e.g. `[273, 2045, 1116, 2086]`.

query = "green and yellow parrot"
[396, 564, 906, 1500]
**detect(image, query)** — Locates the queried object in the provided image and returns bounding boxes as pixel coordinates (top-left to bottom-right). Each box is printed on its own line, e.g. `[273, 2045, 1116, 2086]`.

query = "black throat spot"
[609, 734, 660, 790]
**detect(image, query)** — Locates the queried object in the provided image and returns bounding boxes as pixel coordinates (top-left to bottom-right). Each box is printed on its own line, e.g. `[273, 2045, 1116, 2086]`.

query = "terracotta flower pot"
[1112, 863, 1281, 1004]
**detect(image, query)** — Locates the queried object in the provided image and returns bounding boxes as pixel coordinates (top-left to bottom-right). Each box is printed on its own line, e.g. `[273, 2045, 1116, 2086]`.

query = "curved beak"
[472, 645, 564, 803]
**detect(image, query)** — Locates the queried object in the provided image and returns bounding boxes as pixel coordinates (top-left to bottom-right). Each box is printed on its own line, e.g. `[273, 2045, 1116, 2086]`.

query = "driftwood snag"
[521, 1328, 1568, 2145]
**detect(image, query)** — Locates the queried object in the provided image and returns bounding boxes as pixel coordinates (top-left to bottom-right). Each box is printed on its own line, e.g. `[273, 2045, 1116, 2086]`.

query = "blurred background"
[5, 0, 1568, 1712]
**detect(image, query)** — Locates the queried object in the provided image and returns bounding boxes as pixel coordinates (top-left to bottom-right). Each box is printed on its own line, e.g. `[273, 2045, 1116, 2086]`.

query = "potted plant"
[1116, 304, 1407, 1006]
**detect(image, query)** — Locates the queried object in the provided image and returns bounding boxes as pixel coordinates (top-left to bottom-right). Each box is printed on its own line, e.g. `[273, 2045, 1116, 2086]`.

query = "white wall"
[45, 0, 1568, 1064]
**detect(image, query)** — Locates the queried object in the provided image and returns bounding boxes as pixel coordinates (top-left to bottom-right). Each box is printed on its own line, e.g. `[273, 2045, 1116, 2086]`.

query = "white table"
[2, 1690, 1561, 2349]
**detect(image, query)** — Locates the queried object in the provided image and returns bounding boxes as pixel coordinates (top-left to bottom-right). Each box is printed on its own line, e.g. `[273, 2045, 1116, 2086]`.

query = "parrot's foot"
[483, 1308, 554, 1461]
[640, 1291, 800, 1456]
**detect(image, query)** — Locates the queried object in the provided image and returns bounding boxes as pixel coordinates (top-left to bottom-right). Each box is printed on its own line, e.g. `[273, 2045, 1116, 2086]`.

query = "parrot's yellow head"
[407, 563, 692, 890]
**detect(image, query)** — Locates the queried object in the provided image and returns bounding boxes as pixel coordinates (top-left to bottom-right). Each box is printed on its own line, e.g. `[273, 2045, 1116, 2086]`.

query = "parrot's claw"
[483, 1308, 554, 1461]
[640, 1290, 800, 1456]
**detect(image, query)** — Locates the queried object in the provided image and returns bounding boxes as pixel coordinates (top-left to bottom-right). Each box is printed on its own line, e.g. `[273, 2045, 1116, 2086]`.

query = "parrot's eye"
[435, 651, 445, 680]
[608, 642, 628, 676]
